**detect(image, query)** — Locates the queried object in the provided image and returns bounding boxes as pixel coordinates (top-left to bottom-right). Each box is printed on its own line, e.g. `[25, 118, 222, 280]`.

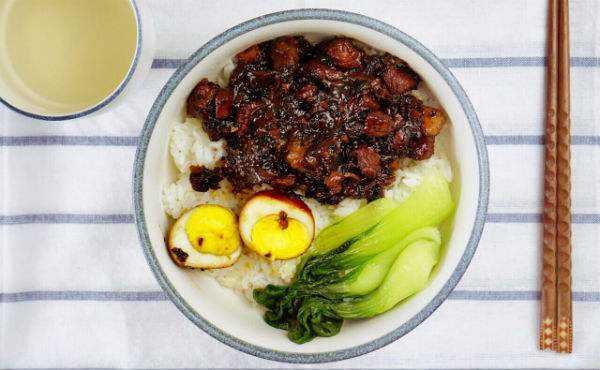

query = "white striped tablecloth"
[1, 0, 599, 369]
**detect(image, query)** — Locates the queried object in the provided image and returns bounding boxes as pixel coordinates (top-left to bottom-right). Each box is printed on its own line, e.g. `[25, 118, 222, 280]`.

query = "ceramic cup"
[0, 0, 154, 121]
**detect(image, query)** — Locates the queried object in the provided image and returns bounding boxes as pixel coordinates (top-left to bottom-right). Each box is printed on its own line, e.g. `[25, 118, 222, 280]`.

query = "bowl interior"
[138, 19, 482, 358]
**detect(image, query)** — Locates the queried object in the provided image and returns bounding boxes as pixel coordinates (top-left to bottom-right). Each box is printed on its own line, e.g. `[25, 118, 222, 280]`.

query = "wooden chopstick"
[540, 0, 559, 351]
[540, 0, 572, 353]
[555, 0, 573, 354]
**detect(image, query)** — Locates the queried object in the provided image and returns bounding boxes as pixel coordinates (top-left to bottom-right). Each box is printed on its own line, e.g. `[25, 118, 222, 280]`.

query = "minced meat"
[186, 36, 446, 204]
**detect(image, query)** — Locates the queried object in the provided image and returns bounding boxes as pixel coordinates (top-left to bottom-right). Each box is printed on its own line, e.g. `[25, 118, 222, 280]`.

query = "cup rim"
[133, 8, 490, 363]
[0, 0, 142, 121]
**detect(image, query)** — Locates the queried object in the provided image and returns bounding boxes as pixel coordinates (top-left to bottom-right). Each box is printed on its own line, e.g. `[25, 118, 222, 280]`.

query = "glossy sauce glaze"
[187, 36, 446, 204]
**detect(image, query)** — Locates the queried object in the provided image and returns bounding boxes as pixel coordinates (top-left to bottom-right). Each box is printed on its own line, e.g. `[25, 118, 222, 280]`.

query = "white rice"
[162, 172, 241, 219]
[207, 251, 300, 304]
[168, 117, 226, 173]
[161, 74, 452, 305]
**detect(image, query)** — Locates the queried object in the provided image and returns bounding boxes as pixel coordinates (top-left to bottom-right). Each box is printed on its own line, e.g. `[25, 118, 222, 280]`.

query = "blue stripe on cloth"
[441, 56, 600, 68]
[0, 136, 139, 146]
[442, 57, 545, 68]
[2, 213, 599, 225]
[1, 135, 599, 147]
[449, 290, 540, 300]
[0, 291, 168, 302]
[486, 213, 600, 224]
[2, 290, 599, 303]
[449, 291, 600, 302]
[571, 135, 600, 145]
[0, 214, 134, 225]
[485, 135, 600, 145]
[151, 57, 600, 69]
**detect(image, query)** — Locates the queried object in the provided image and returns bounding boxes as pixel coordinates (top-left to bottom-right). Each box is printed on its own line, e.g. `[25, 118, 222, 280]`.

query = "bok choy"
[311, 197, 399, 256]
[324, 227, 440, 297]
[334, 238, 440, 318]
[253, 168, 454, 343]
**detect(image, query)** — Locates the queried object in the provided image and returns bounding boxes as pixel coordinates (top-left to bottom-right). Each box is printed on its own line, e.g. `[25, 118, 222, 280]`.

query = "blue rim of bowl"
[0, 0, 142, 121]
[133, 8, 489, 364]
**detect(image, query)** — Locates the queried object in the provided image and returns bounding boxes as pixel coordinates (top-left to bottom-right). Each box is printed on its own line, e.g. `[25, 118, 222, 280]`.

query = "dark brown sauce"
[186, 36, 445, 204]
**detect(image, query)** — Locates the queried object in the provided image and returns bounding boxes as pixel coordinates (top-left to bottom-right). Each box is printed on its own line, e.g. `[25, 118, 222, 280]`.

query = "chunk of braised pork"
[324, 171, 360, 194]
[187, 78, 219, 117]
[410, 135, 435, 160]
[354, 146, 381, 177]
[304, 60, 345, 83]
[363, 111, 393, 137]
[235, 101, 264, 135]
[235, 45, 264, 65]
[269, 37, 301, 70]
[383, 66, 419, 95]
[422, 106, 447, 136]
[214, 89, 233, 119]
[323, 37, 363, 69]
[285, 140, 309, 172]
[271, 175, 297, 189]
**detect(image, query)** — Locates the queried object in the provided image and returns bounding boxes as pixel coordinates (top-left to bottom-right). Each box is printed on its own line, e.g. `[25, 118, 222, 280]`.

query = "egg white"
[239, 193, 315, 255]
[168, 208, 241, 269]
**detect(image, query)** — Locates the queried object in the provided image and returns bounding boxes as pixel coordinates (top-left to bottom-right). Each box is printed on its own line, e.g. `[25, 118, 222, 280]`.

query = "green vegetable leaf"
[253, 168, 453, 343]
[334, 238, 440, 319]
[296, 198, 398, 274]
[325, 227, 440, 296]
[331, 168, 453, 268]
[311, 198, 399, 255]
[289, 297, 343, 344]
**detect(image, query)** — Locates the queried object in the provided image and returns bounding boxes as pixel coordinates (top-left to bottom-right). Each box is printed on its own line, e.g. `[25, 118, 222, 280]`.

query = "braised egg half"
[167, 204, 241, 269]
[239, 190, 315, 259]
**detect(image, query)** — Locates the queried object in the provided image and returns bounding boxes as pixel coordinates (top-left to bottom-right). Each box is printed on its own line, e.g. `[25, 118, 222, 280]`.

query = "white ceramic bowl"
[133, 9, 489, 363]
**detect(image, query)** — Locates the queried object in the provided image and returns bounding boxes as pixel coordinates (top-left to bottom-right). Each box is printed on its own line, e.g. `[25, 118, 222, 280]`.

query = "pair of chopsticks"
[539, 0, 572, 353]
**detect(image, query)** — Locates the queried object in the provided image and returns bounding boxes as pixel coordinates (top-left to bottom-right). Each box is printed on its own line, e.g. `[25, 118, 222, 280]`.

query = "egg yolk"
[250, 213, 310, 259]
[185, 205, 240, 256]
